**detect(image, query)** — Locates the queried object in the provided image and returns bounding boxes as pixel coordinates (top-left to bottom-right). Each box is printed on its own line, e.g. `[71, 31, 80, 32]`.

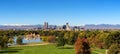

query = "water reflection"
[14, 37, 42, 44]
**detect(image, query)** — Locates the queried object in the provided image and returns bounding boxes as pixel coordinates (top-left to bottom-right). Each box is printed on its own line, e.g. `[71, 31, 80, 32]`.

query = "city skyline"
[0, 0, 120, 26]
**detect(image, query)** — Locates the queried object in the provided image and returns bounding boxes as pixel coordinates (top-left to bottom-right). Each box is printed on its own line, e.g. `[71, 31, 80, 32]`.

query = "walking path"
[9, 42, 52, 47]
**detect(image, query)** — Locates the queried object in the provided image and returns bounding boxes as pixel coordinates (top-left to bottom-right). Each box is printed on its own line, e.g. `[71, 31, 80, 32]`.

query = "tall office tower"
[66, 22, 69, 29]
[43, 22, 48, 30]
[66, 22, 71, 31]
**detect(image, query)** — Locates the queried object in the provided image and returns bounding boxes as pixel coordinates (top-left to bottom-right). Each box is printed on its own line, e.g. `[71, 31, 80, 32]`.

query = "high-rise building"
[73, 26, 80, 31]
[43, 22, 48, 30]
[66, 22, 71, 31]
[62, 25, 66, 30]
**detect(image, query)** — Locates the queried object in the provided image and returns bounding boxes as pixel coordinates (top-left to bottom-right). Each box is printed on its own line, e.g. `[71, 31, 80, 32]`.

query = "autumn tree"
[75, 37, 91, 54]
[47, 36, 56, 43]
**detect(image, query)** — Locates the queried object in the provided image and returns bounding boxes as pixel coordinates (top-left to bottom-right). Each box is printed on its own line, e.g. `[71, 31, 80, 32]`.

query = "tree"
[108, 44, 120, 54]
[47, 36, 56, 43]
[78, 32, 86, 38]
[64, 32, 70, 44]
[57, 35, 65, 46]
[94, 32, 109, 49]
[0, 36, 9, 49]
[0, 36, 3, 49]
[8, 37, 14, 44]
[16, 36, 23, 45]
[2, 35, 9, 48]
[75, 37, 91, 54]
[41, 36, 47, 42]
[105, 31, 120, 49]
[68, 32, 75, 45]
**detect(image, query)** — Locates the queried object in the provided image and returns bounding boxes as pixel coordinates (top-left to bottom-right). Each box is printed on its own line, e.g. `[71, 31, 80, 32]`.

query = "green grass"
[0, 44, 106, 54]
[91, 46, 106, 54]
[0, 44, 74, 54]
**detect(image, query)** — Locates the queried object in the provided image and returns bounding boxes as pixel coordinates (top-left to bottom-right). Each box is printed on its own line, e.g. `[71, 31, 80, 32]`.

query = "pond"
[14, 37, 42, 43]
[8, 36, 42, 45]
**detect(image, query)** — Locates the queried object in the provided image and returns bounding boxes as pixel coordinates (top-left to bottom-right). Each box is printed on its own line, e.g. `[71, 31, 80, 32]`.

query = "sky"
[0, 0, 120, 26]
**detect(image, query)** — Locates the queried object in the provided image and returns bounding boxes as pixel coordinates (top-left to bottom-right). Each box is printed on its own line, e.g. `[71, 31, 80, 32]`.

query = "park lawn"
[0, 44, 105, 54]
[94, 48, 106, 54]
[92, 48, 106, 54]
[0, 44, 75, 54]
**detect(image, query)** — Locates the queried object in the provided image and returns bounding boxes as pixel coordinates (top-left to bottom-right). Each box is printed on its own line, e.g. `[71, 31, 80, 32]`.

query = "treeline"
[0, 30, 77, 36]
[0, 30, 120, 46]
[0, 30, 120, 54]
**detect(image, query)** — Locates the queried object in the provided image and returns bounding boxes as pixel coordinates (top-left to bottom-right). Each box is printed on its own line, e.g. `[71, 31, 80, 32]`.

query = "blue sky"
[0, 0, 120, 26]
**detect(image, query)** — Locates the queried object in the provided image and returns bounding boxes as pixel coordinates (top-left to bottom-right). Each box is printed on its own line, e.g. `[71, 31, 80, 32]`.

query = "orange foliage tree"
[47, 36, 56, 43]
[75, 37, 91, 54]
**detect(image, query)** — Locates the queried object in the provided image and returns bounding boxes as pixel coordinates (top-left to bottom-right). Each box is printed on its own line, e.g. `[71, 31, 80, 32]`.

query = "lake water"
[14, 37, 42, 43]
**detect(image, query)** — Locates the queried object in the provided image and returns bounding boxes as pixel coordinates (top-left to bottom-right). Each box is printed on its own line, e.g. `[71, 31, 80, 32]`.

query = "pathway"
[9, 43, 52, 47]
